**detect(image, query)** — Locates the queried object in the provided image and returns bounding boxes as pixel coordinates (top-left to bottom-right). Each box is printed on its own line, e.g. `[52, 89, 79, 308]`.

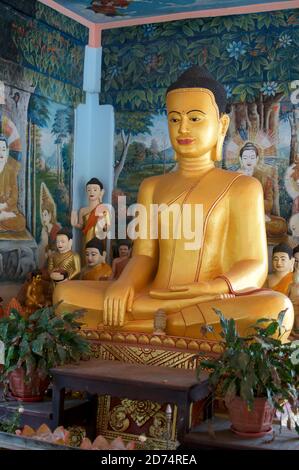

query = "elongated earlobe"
[213, 114, 230, 162]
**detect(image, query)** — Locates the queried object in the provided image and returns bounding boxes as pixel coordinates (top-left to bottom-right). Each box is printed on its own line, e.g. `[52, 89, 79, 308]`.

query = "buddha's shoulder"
[139, 174, 165, 191]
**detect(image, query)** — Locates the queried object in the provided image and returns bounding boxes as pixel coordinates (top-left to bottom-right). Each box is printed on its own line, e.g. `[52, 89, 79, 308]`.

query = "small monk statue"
[48, 228, 81, 282]
[54, 66, 293, 338]
[24, 270, 48, 315]
[110, 240, 132, 280]
[71, 178, 110, 252]
[0, 136, 26, 233]
[289, 245, 299, 337]
[80, 237, 112, 281]
[265, 243, 294, 295]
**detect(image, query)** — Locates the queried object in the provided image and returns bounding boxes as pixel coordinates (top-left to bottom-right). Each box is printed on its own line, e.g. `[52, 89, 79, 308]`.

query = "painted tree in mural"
[51, 109, 69, 183]
[27, 94, 51, 232]
[114, 112, 154, 187]
[102, 10, 299, 167]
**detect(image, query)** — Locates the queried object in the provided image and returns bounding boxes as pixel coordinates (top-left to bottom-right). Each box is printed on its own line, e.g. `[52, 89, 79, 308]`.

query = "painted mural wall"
[0, 0, 87, 281]
[101, 9, 299, 247]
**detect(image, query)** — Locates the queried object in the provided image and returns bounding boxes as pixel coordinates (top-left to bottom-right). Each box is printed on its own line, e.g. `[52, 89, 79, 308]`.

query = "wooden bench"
[51, 359, 210, 441]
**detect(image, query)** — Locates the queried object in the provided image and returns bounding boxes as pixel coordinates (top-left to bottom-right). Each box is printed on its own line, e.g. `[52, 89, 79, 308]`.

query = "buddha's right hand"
[103, 283, 135, 327]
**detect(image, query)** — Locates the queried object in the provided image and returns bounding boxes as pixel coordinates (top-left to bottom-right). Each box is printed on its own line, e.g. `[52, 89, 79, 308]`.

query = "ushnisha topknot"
[166, 65, 227, 114]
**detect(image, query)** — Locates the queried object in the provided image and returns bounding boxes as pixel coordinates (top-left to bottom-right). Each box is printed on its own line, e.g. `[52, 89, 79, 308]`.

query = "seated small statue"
[54, 66, 293, 339]
[265, 243, 294, 295]
[48, 228, 81, 282]
[80, 237, 112, 281]
[24, 270, 50, 315]
[110, 240, 132, 280]
[289, 245, 299, 337]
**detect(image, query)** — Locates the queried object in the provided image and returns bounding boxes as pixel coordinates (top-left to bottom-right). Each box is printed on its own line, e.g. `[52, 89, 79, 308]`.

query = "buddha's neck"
[177, 155, 215, 177]
[89, 199, 100, 209]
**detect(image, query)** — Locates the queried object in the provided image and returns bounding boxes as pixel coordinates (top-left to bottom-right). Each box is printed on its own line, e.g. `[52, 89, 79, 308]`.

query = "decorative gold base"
[83, 327, 221, 449]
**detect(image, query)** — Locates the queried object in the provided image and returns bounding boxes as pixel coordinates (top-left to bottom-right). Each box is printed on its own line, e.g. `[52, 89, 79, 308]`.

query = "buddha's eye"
[189, 116, 202, 122]
[169, 117, 180, 123]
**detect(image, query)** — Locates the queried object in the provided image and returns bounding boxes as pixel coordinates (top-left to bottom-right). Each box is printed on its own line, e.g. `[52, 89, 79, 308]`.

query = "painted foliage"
[0, 1, 87, 280]
[101, 9, 299, 244]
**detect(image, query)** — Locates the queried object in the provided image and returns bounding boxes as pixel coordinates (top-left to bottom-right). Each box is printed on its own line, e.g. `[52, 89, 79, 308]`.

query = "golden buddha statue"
[0, 136, 26, 233]
[54, 66, 293, 339]
[48, 228, 81, 282]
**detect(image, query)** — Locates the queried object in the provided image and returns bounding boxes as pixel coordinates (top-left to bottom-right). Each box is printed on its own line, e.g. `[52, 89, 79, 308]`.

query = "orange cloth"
[82, 207, 97, 235]
[81, 263, 112, 281]
[272, 272, 293, 295]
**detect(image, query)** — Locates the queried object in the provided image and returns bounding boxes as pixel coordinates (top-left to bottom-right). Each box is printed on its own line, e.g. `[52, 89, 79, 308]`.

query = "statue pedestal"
[81, 328, 222, 448]
[0, 231, 37, 281]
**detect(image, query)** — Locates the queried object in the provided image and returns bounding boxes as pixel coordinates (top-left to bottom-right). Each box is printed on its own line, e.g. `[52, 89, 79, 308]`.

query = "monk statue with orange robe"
[80, 238, 112, 281]
[265, 243, 294, 295]
[54, 66, 294, 339]
[71, 178, 110, 255]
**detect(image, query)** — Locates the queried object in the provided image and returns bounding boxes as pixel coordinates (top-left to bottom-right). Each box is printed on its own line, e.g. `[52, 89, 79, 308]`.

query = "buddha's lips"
[177, 138, 194, 145]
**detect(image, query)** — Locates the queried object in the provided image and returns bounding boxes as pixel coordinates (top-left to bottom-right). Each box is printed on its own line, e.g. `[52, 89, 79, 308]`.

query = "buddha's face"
[56, 234, 71, 253]
[294, 253, 299, 273]
[272, 251, 294, 274]
[42, 209, 51, 226]
[240, 149, 258, 173]
[86, 184, 103, 203]
[166, 88, 226, 159]
[85, 247, 106, 267]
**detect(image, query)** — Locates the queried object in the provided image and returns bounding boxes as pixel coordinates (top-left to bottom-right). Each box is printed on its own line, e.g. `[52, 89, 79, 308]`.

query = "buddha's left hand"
[150, 279, 228, 299]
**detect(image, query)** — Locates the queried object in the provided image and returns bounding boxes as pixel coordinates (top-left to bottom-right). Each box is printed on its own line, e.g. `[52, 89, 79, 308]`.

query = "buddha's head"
[56, 228, 73, 254]
[41, 201, 57, 228]
[272, 243, 294, 275]
[239, 142, 259, 176]
[86, 178, 104, 204]
[166, 66, 229, 161]
[0, 136, 9, 174]
[85, 237, 106, 267]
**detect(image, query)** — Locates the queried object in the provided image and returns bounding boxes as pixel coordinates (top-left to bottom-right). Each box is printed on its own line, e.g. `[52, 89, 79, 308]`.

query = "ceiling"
[40, 1, 298, 27]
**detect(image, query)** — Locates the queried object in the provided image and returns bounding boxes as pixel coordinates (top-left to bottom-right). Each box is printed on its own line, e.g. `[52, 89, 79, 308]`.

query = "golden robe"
[0, 157, 26, 232]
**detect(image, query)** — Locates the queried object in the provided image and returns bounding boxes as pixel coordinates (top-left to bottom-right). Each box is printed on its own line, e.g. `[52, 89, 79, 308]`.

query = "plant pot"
[9, 368, 50, 402]
[227, 396, 275, 436]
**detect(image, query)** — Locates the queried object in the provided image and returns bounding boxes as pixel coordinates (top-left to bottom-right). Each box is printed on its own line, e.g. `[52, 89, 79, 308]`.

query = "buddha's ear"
[213, 113, 230, 162]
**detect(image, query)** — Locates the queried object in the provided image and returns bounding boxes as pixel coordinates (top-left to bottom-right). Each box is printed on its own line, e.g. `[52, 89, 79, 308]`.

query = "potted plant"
[0, 301, 90, 401]
[197, 309, 299, 437]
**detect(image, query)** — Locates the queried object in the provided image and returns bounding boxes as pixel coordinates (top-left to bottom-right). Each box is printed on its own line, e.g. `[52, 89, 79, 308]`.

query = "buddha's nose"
[179, 115, 189, 134]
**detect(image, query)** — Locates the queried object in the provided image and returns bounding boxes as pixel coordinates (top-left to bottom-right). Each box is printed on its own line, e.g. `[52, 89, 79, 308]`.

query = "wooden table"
[51, 359, 210, 441]
[182, 416, 299, 450]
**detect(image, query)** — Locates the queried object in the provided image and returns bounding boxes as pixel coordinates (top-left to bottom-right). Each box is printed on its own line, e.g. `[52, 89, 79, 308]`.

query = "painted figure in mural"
[71, 178, 110, 255]
[48, 228, 81, 282]
[54, 66, 293, 338]
[289, 245, 299, 337]
[80, 238, 112, 281]
[265, 243, 294, 295]
[37, 182, 61, 268]
[285, 159, 299, 215]
[0, 136, 26, 233]
[238, 142, 287, 242]
[110, 240, 132, 280]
